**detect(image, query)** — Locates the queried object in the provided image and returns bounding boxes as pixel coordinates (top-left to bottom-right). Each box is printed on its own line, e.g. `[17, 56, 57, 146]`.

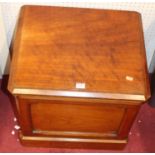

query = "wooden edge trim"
[33, 130, 116, 138]
[137, 14, 151, 100]
[12, 88, 145, 101]
[20, 135, 127, 144]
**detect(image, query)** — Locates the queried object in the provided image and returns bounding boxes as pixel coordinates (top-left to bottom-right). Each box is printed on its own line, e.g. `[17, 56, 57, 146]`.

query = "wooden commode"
[8, 5, 150, 149]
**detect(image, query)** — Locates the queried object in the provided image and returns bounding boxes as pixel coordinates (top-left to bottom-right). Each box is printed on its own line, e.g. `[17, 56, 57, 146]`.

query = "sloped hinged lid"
[8, 5, 150, 101]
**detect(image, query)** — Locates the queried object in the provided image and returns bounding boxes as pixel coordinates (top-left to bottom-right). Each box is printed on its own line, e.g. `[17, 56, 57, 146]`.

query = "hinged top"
[8, 5, 150, 101]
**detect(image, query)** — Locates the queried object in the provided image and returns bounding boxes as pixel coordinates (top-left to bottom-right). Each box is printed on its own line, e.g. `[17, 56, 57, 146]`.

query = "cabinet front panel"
[18, 98, 126, 137]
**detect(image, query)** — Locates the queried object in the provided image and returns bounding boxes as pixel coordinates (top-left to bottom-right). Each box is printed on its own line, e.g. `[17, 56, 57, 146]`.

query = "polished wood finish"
[8, 5, 150, 101]
[18, 98, 124, 136]
[19, 131, 127, 150]
[8, 5, 150, 149]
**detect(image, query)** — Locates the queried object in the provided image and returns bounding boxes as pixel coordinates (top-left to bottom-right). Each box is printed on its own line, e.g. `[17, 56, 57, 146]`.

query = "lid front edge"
[12, 88, 146, 101]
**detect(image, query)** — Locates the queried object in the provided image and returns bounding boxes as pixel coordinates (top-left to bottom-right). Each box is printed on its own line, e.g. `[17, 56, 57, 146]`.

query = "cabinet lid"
[8, 5, 150, 101]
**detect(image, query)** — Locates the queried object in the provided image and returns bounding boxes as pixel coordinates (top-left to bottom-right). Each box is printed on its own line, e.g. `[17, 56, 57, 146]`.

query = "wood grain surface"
[8, 5, 150, 101]
[7, 5, 151, 149]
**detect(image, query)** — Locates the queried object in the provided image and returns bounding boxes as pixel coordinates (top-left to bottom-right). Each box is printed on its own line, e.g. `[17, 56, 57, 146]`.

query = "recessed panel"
[29, 99, 125, 135]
